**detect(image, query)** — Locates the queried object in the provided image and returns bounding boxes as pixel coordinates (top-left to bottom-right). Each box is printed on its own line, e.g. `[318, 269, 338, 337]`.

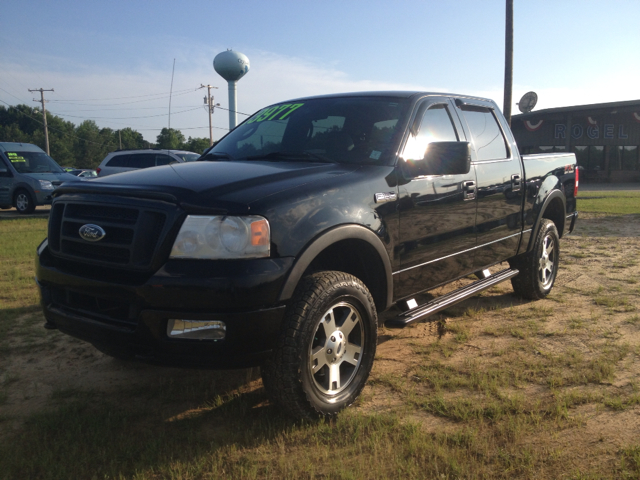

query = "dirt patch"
[1, 213, 639, 476]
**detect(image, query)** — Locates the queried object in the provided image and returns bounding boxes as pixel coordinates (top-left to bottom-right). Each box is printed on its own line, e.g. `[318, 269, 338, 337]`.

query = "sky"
[1, 0, 639, 145]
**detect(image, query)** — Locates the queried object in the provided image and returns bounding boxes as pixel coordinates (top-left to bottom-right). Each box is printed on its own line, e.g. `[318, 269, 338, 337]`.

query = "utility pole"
[503, 0, 514, 127]
[29, 88, 54, 154]
[200, 84, 219, 146]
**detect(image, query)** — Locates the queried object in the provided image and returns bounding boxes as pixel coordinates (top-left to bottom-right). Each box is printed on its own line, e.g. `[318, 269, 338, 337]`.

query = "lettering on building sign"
[555, 124, 629, 140]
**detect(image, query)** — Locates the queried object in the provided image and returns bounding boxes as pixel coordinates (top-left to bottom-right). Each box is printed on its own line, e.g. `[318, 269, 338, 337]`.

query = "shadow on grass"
[0, 368, 306, 479]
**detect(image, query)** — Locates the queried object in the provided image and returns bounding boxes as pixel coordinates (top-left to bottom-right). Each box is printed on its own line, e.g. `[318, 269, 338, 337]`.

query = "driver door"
[394, 97, 478, 300]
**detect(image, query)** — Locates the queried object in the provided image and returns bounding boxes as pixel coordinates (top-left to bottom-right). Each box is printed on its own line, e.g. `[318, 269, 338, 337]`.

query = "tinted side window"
[107, 154, 130, 167]
[129, 153, 155, 169]
[155, 154, 172, 166]
[460, 107, 508, 161]
[402, 104, 458, 161]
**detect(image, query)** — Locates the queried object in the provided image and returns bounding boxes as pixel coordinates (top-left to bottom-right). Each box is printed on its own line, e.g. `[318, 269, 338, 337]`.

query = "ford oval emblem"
[79, 224, 106, 242]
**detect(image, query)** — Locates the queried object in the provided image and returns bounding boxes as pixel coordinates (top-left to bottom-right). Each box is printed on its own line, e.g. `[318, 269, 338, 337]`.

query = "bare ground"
[1, 212, 639, 476]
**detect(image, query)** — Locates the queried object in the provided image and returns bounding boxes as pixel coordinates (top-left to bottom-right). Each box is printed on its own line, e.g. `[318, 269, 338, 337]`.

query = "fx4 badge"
[374, 192, 397, 204]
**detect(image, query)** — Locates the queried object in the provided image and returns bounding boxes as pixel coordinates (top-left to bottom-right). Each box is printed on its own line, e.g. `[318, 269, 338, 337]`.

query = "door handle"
[463, 180, 476, 200]
[511, 174, 521, 192]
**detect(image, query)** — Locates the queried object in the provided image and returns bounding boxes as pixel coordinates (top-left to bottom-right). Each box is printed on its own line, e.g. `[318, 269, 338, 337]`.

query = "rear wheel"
[14, 189, 35, 214]
[510, 219, 559, 300]
[261, 271, 377, 420]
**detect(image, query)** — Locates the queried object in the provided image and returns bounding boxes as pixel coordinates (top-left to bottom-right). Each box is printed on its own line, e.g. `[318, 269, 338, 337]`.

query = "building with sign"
[511, 99, 640, 182]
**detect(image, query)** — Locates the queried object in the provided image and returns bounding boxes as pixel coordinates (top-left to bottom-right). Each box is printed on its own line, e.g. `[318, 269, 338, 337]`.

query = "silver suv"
[96, 149, 200, 177]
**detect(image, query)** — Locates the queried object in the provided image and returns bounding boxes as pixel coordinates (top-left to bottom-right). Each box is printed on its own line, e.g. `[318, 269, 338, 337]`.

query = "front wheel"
[14, 189, 36, 214]
[261, 271, 377, 420]
[510, 219, 560, 300]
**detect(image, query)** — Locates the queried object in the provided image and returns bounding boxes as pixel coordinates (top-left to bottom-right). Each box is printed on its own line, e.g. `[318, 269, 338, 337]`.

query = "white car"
[96, 149, 200, 177]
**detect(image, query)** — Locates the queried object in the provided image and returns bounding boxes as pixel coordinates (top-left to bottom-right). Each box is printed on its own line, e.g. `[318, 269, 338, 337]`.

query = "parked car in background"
[0, 142, 80, 213]
[96, 149, 200, 177]
[77, 169, 97, 178]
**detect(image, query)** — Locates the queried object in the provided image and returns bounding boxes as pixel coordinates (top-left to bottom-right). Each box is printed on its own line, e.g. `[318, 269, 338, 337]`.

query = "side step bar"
[385, 268, 519, 329]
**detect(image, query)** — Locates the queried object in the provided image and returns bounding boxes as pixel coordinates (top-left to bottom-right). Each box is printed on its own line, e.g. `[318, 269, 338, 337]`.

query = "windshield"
[208, 96, 411, 166]
[174, 153, 200, 162]
[5, 151, 64, 174]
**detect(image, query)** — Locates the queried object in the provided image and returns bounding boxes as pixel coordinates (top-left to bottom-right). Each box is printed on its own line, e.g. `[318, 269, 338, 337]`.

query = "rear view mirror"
[411, 141, 471, 176]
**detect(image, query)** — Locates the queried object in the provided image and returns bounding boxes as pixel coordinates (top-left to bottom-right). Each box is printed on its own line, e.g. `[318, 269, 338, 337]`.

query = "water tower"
[214, 50, 250, 129]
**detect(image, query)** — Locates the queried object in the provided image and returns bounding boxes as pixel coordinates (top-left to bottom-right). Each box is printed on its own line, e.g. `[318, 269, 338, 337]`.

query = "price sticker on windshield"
[7, 152, 26, 162]
[245, 103, 304, 124]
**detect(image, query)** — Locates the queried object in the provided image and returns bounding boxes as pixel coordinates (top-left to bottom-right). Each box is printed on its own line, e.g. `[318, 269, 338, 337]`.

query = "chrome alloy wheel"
[538, 233, 556, 288]
[309, 301, 364, 396]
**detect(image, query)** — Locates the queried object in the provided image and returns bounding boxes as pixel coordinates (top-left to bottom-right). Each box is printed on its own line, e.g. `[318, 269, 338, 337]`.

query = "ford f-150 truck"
[36, 91, 578, 419]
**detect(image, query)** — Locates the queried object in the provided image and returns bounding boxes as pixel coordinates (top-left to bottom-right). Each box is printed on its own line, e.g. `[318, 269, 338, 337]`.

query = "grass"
[2, 195, 640, 478]
[0, 218, 47, 311]
[578, 190, 640, 215]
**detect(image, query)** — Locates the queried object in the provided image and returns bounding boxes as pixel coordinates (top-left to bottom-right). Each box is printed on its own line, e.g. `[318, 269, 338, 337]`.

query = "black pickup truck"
[36, 91, 578, 419]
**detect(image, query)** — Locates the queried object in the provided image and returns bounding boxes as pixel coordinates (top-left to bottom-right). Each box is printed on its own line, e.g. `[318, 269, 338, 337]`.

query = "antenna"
[168, 58, 176, 131]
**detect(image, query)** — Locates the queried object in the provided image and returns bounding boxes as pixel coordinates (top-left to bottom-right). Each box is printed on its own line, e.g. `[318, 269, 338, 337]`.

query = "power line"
[48, 106, 202, 120]
[50, 104, 204, 112]
[0, 86, 30, 104]
[47, 90, 196, 107]
[215, 105, 251, 116]
[1, 99, 229, 140]
[0, 98, 117, 148]
[50, 87, 196, 102]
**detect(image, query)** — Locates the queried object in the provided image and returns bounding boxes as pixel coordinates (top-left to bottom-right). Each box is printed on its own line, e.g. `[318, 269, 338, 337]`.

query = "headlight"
[170, 215, 270, 259]
[39, 180, 54, 190]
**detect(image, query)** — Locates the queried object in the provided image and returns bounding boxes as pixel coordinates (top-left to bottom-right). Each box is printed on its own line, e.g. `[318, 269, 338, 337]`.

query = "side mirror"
[404, 141, 471, 178]
[419, 141, 471, 176]
[0, 165, 8, 175]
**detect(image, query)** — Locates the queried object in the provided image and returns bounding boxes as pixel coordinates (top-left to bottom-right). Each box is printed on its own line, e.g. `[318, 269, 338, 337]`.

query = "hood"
[54, 160, 359, 212]
[23, 171, 83, 185]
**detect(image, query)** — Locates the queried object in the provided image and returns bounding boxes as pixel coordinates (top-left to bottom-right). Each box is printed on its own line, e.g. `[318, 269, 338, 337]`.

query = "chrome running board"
[385, 268, 519, 329]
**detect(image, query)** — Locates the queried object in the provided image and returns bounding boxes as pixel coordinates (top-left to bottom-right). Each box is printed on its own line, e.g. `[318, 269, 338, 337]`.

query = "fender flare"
[11, 182, 38, 206]
[526, 188, 566, 253]
[278, 224, 394, 310]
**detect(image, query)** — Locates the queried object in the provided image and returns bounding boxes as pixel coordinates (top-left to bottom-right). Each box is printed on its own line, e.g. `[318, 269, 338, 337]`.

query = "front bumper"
[35, 190, 53, 206]
[36, 243, 293, 368]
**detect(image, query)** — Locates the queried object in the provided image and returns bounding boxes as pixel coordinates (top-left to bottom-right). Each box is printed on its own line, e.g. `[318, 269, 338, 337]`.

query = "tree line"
[0, 104, 211, 169]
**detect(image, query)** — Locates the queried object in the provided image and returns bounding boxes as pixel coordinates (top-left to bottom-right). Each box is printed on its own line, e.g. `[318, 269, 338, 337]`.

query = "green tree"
[74, 120, 116, 168]
[156, 128, 185, 149]
[117, 128, 145, 150]
[182, 136, 210, 154]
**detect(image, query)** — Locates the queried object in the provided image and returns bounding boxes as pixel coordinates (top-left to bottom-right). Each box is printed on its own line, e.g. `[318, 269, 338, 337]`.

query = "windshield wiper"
[199, 152, 234, 161]
[242, 151, 333, 162]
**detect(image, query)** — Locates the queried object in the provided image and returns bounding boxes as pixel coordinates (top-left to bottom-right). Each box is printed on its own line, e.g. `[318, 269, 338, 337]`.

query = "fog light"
[167, 319, 226, 340]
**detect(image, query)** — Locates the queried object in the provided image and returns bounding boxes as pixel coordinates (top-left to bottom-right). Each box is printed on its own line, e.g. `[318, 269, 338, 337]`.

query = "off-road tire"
[261, 271, 377, 420]
[14, 189, 36, 214]
[509, 219, 559, 300]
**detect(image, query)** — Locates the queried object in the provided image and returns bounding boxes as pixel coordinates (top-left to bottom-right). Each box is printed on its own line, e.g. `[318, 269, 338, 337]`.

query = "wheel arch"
[12, 182, 38, 206]
[526, 188, 566, 253]
[277, 224, 393, 312]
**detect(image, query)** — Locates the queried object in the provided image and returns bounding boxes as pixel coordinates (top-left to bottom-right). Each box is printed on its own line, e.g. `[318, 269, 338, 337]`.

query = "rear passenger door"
[129, 154, 155, 169]
[453, 99, 524, 270]
[394, 97, 478, 299]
